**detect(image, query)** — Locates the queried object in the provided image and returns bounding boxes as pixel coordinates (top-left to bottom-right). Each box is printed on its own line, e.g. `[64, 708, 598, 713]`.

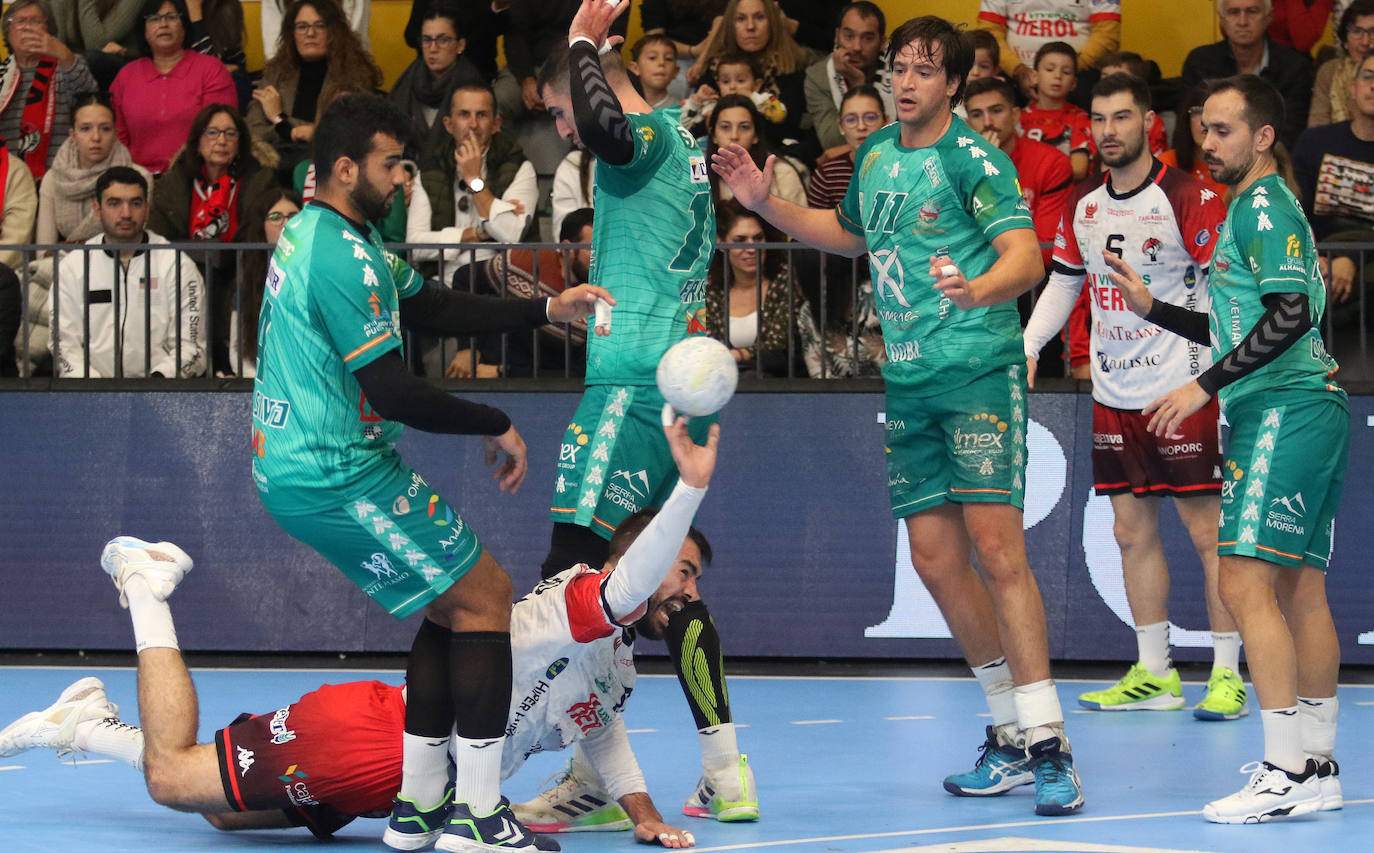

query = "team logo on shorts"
[361, 553, 400, 579]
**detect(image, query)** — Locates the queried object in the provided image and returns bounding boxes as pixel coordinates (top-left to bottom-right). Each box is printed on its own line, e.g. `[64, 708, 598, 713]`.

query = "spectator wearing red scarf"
[0, 0, 98, 179]
[149, 103, 276, 375]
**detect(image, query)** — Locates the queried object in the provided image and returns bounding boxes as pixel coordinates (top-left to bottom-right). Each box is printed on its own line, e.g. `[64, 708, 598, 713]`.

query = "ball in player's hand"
[656, 336, 737, 417]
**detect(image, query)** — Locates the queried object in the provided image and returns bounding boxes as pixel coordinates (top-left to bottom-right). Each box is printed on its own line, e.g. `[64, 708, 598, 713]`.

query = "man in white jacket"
[50, 166, 205, 378]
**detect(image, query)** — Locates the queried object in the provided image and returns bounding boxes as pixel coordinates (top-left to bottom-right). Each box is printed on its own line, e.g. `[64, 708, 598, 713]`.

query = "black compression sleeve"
[1145, 298, 1211, 346]
[569, 40, 634, 166]
[1197, 292, 1312, 396]
[353, 351, 511, 435]
[399, 281, 550, 337]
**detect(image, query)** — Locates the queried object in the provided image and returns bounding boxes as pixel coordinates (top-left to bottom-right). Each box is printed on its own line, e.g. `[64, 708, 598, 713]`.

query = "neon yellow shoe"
[1194, 666, 1249, 721]
[683, 754, 759, 822]
[1078, 663, 1184, 711]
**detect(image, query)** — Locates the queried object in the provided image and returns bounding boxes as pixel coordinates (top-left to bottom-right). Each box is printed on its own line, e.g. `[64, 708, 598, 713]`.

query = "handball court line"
[684, 802, 1374, 853]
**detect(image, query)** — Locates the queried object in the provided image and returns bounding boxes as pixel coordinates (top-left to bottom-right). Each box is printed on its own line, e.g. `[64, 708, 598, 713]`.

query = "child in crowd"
[968, 29, 1002, 82]
[681, 53, 786, 139]
[1096, 51, 1168, 155]
[628, 34, 681, 110]
[1020, 41, 1092, 180]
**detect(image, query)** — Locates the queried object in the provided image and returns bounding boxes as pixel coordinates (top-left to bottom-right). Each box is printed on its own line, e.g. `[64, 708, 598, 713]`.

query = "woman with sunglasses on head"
[109, 0, 235, 175]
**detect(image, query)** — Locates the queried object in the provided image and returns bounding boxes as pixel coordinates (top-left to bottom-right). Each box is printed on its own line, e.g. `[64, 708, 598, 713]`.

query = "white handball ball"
[656, 336, 738, 417]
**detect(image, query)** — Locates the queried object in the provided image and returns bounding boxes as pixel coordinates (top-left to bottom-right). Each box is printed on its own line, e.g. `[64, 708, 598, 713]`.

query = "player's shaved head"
[537, 40, 630, 100]
[608, 510, 712, 567]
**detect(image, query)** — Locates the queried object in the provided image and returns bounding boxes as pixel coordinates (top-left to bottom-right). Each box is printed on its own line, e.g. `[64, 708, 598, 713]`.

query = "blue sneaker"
[436, 798, 561, 853]
[1028, 736, 1084, 816]
[942, 725, 1033, 796]
[383, 789, 454, 851]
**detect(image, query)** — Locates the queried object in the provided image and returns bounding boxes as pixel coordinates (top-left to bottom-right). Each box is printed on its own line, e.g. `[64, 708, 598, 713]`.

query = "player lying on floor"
[0, 416, 729, 851]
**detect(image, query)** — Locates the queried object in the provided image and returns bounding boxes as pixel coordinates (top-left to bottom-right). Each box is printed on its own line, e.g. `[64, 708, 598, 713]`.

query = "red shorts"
[214, 680, 405, 820]
[1092, 399, 1222, 497]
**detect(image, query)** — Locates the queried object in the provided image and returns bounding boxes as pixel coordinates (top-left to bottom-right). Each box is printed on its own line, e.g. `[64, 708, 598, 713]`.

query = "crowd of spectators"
[1, 0, 1372, 381]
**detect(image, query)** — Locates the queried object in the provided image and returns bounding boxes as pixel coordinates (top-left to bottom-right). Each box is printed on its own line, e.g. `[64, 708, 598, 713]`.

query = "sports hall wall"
[3, 391, 1372, 663]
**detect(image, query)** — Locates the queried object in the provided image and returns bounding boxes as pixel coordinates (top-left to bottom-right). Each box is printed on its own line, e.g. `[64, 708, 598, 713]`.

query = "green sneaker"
[1078, 663, 1184, 711]
[1194, 666, 1249, 721]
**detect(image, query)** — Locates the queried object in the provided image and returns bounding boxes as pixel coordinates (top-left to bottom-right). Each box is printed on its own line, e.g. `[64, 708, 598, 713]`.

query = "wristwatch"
[467, 176, 485, 194]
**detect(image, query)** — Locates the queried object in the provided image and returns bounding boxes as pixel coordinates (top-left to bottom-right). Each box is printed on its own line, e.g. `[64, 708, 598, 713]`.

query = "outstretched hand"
[662, 408, 719, 490]
[634, 820, 696, 847]
[569, 0, 629, 49]
[711, 144, 774, 211]
[548, 284, 616, 323]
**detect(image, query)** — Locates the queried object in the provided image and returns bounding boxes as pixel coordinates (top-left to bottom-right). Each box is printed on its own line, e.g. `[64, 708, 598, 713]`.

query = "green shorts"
[1219, 396, 1348, 569]
[549, 384, 714, 539]
[269, 467, 484, 619]
[884, 364, 1028, 518]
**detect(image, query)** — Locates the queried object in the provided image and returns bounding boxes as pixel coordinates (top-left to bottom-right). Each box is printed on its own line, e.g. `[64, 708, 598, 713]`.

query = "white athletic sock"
[452, 733, 504, 814]
[75, 717, 144, 770]
[123, 575, 178, 652]
[1014, 679, 1064, 732]
[1134, 621, 1171, 676]
[1261, 706, 1307, 774]
[698, 722, 739, 774]
[1298, 695, 1338, 760]
[972, 657, 1018, 729]
[400, 731, 451, 810]
[1212, 632, 1242, 673]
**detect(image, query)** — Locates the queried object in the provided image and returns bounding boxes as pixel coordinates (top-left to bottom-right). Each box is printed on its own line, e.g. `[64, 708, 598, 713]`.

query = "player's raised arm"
[711, 144, 867, 257]
[598, 420, 719, 623]
[566, 0, 635, 166]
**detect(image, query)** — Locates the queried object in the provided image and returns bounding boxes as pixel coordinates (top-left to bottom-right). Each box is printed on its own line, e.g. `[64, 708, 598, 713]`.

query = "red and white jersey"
[1050, 159, 1224, 409]
[504, 565, 637, 781]
[978, 0, 1122, 69]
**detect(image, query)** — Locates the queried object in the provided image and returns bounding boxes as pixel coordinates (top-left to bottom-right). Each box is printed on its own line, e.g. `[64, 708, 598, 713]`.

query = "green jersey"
[1208, 175, 1343, 410]
[586, 108, 714, 386]
[251, 202, 425, 515]
[837, 116, 1032, 390]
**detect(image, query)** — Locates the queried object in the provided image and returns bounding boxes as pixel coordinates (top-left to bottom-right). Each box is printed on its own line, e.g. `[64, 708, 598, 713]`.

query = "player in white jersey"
[0, 417, 724, 850]
[1024, 73, 1246, 719]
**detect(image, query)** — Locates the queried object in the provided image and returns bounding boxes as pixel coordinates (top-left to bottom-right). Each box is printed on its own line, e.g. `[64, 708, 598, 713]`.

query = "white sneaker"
[511, 762, 631, 832]
[101, 536, 193, 607]
[1203, 759, 1323, 824]
[683, 754, 759, 822]
[0, 677, 118, 758]
[1317, 758, 1342, 811]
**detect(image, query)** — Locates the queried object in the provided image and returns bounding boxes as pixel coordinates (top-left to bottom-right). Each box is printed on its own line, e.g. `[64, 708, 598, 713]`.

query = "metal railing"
[4, 238, 1372, 388]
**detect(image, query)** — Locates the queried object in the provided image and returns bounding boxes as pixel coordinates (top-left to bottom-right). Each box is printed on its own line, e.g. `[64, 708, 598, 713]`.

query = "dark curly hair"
[264, 0, 382, 94]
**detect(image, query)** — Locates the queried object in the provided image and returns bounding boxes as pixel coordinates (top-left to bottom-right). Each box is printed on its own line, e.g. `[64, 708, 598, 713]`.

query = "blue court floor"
[1, 666, 1370, 853]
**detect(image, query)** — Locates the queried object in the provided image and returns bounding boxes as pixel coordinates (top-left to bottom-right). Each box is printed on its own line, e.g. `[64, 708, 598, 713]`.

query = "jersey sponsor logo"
[870, 249, 910, 307]
[886, 340, 921, 362]
[567, 693, 609, 734]
[546, 657, 570, 680]
[1214, 255, 1230, 273]
[358, 391, 383, 424]
[265, 257, 284, 297]
[252, 428, 266, 458]
[1013, 18, 1085, 39]
[1085, 202, 1098, 219]
[278, 763, 308, 782]
[428, 493, 455, 525]
[686, 307, 708, 334]
[1141, 237, 1163, 263]
[952, 413, 1009, 456]
[392, 496, 410, 515]
[252, 390, 291, 429]
[361, 553, 401, 580]
[680, 278, 706, 304]
[1195, 228, 1211, 247]
[918, 200, 940, 223]
[368, 292, 381, 317]
[437, 522, 467, 559]
[269, 708, 296, 745]
[1285, 234, 1301, 257]
[1159, 441, 1204, 458]
[689, 155, 708, 184]
[638, 125, 655, 143]
[285, 779, 318, 807]
[1093, 431, 1124, 451]
[922, 155, 941, 188]
[236, 746, 255, 776]
[1095, 351, 1162, 373]
[1184, 265, 1197, 289]
[406, 472, 428, 498]
[506, 679, 551, 736]
[559, 424, 590, 470]
[610, 469, 650, 497]
[1267, 491, 1307, 536]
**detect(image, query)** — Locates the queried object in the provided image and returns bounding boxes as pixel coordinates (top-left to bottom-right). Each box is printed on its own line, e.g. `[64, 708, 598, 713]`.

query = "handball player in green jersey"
[516, 0, 759, 831]
[1105, 75, 1347, 825]
[713, 15, 1085, 816]
[250, 93, 612, 852]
